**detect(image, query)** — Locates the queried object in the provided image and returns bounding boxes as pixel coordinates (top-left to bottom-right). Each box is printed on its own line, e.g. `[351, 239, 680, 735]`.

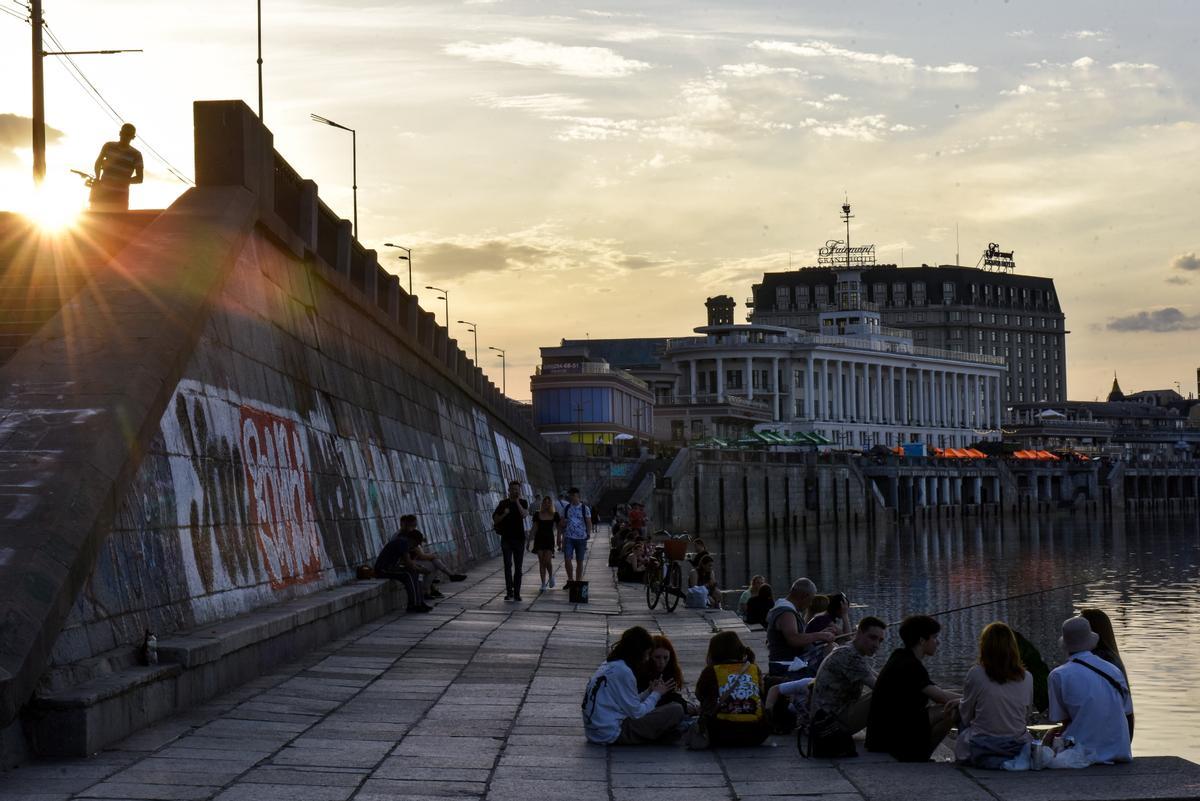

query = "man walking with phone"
[492, 480, 529, 602]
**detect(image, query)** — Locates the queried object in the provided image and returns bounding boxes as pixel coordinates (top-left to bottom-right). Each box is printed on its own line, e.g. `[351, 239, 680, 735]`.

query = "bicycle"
[645, 532, 689, 612]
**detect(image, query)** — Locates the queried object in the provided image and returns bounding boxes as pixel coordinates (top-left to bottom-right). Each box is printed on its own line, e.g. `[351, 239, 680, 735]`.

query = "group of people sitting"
[610, 534, 723, 609]
[372, 514, 468, 612]
[584, 575, 1135, 769]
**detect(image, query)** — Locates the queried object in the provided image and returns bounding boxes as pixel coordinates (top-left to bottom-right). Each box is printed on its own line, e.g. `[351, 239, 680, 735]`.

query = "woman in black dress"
[530, 496, 560, 592]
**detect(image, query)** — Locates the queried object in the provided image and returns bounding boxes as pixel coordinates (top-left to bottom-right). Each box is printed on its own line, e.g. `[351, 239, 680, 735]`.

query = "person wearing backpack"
[582, 626, 681, 745]
[559, 487, 592, 587]
[694, 631, 770, 747]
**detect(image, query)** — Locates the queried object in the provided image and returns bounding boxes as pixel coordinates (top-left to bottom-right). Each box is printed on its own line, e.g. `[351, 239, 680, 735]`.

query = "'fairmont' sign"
[817, 239, 876, 268]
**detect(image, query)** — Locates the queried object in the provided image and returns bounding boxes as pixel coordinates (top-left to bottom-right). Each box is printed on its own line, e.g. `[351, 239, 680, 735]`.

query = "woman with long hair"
[582, 626, 683, 744]
[954, 621, 1034, 767]
[1080, 607, 1134, 738]
[530, 496, 560, 592]
[639, 635, 697, 714]
[693, 631, 770, 747]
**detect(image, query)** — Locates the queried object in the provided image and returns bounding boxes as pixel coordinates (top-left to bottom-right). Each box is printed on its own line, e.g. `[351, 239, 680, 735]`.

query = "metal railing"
[535, 362, 648, 389]
[656, 393, 773, 412]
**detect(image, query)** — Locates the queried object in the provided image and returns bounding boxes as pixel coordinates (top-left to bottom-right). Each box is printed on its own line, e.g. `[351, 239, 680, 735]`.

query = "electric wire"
[0, 4, 28, 22]
[41, 20, 194, 184]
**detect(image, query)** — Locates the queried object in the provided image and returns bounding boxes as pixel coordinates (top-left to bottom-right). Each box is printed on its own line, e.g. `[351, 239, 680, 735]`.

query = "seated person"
[745, 584, 774, 628]
[810, 616, 887, 737]
[628, 502, 647, 534]
[1041, 616, 1133, 764]
[1080, 607, 1133, 737]
[737, 575, 765, 618]
[806, 592, 852, 638]
[695, 631, 770, 747]
[689, 553, 721, 608]
[765, 579, 835, 678]
[689, 538, 710, 567]
[866, 615, 961, 761]
[373, 529, 432, 613]
[955, 622, 1034, 768]
[399, 515, 467, 598]
[583, 626, 681, 745]
[808, 594, 830, 620]
[638, 635, 697, 715]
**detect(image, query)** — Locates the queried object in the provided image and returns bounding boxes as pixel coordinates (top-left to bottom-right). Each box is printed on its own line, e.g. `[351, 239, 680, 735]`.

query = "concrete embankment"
[0, 100, 552, 764]
[1, 528, 1197, 801]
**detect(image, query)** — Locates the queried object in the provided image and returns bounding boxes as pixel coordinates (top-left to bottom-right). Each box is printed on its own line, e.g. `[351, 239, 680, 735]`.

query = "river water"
[714, 511, 1200, 762]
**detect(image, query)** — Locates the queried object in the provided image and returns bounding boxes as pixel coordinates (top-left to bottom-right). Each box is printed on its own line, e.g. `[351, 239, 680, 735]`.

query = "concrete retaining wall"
[46, 223, 553, 675]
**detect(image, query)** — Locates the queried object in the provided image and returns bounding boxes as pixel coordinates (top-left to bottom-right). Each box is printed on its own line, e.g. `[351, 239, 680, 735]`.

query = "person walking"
[492, 480, 529, 602]
[530, 495, 560, 592]
[92, 123, 143, 211]
[559, 487, 592, 587]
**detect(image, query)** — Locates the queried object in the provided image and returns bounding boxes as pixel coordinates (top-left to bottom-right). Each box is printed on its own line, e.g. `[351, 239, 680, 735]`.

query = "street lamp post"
[457, 320, 478, 364]
[383, 243, 411, 294]
[310, 113, 357, 238]
[489, 346, 506, 395]
[425, 285, 449, 332]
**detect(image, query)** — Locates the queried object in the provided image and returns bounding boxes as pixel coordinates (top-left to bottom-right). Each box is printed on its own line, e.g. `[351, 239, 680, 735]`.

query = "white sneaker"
[540, 582, 548, 592]
[548, 576, 556, 588]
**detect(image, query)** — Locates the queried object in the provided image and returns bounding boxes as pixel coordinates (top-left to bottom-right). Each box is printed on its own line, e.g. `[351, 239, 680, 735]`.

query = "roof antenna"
[955, 223, 960, 266]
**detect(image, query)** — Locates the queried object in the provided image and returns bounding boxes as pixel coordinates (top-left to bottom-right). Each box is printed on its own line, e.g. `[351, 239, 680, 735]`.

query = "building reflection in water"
[719, 512, 1199, 761]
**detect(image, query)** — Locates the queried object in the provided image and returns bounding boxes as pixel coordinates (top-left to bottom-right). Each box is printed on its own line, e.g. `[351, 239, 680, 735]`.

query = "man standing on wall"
[560, 487, 592, 587]
[92, 123, 143, 211]
[492, 480, 529, 602]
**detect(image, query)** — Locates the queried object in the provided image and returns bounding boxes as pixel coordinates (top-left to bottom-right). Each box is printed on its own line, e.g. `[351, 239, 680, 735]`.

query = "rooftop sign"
[981, 242, 1015, 272]
[817, 239, 876, 268]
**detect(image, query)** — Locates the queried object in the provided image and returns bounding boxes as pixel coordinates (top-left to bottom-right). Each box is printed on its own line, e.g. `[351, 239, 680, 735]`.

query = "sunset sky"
[2, 1, 1199, 402]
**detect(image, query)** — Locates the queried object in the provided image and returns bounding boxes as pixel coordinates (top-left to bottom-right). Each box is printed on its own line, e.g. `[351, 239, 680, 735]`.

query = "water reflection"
[717, 512, 1200, 761]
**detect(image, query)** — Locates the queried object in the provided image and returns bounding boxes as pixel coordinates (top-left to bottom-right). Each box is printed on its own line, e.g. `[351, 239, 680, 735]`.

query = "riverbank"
[2, 527, 1198, 801]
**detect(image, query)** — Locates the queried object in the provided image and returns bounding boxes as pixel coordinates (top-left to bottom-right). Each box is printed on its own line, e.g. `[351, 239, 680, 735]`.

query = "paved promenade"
[3, 529, 1199, 801]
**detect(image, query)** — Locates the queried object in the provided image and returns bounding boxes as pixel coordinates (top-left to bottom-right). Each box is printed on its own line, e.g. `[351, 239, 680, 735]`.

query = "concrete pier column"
[899, 367, 908, 425]
[715, 357, 724, 401]
[819, 359, 829, 420]
[772, 356, 781, 420]
[689, 360, 697, 400]
[848, 362, 857, 421]
[745, 356, 754, 400]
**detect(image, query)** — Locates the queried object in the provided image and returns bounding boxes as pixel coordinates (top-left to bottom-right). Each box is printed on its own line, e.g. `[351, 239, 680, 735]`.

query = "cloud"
[1166, 275, 1192, 285]
[443, 37, 651, 77]
[416, 229, 677, 280]
[1007, 29, 1034, 38]
[1106, 307, 1200, 332]
[1000, 84, 1037, 96]
[1110, 62, 1160, 72]
[1065, 29, 1108, 41]
[474, 92, 589, 115]
[1072, 56, 1095, 70]
[719, 63, 808, 78]
[796, 114, 912, 142]
[0, 113, 65, 166]
[750, 39, 977, 76]
[1171, 252, 1200, 272]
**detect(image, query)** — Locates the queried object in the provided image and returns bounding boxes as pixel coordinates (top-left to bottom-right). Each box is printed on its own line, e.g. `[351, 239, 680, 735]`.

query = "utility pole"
[257, 0, 264, 121]
[489, 346, 506, 395]
[31, 0, 45, 184]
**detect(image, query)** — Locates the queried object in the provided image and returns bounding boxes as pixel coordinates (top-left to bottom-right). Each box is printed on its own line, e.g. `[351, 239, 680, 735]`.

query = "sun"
[22, 176, 88, 232]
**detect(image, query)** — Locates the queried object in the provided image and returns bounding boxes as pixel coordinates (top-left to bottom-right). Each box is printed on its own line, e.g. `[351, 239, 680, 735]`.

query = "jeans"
[501, 537, 524, 597]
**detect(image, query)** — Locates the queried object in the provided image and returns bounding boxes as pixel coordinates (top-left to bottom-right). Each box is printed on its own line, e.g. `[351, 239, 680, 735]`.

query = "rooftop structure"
[530, 344, 654, 445]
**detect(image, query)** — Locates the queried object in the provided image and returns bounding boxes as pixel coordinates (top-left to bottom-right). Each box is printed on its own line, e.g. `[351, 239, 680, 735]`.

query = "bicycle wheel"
[645, 567, 662, 610]
[663, 561, 682, 612]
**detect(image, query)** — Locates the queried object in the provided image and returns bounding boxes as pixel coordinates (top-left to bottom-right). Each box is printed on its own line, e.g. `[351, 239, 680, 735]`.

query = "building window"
[775, 286, 790, 310]
[895, 313, 907, 322]
[949, 330, 963, 340]
[726, 370, 742, 389]
[915, 331, 927, 341]
[873, 282, 888, 303]
[1003, 315, 1010, 325]
[796, 286, 810, 307]
[942, 281, 955, 304]
[815, 285, 829, 305]
[949, 311, 962, 321]
[914, 312, 925, 322]
[990, 313, 996, 323]
[1016, 333, 1023, 344]
[990, 331, 997, 341]
[893, 282, 907, 305]
[912, 282, 926, 305]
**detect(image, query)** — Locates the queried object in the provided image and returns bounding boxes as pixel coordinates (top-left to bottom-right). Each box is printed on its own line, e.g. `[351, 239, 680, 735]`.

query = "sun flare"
[11, 177, 88, 232]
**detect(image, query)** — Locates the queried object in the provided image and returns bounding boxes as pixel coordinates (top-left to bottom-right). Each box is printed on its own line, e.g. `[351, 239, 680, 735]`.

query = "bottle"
[142, 629, 158, 666]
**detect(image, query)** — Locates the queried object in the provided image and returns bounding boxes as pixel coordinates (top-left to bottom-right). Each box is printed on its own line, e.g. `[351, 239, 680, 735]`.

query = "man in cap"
[1042, 616, 1133, 763]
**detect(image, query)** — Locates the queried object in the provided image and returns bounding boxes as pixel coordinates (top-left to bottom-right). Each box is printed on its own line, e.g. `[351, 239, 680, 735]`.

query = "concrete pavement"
[3, 528, 1199, 801]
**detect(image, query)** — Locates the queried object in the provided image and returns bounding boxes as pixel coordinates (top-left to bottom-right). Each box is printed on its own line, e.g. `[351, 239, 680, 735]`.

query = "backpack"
[798, 708, 857, 759]
[713, 662, 764, 724]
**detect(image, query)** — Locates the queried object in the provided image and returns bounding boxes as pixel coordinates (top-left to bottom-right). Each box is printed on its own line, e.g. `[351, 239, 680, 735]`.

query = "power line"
[0, 4, 27, 22]
[41, 20, 194, 185]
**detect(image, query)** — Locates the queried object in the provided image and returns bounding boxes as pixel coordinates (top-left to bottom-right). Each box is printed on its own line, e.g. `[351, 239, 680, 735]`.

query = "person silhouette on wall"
[92, 123, 143, 211]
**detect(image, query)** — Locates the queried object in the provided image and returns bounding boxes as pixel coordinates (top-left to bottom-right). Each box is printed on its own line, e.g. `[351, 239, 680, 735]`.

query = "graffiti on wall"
[239, 405, 323, 590]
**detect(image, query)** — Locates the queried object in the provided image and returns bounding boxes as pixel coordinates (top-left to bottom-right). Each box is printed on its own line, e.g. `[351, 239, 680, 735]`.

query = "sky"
[2, 0, 1199, 402]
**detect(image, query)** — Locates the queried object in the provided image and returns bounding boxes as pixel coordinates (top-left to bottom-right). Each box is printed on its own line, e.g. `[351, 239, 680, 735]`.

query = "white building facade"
[662, 274, 1007, 449]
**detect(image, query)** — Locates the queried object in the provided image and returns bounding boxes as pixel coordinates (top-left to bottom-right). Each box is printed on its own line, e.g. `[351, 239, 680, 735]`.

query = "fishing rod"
[891, 576, 1098, 626]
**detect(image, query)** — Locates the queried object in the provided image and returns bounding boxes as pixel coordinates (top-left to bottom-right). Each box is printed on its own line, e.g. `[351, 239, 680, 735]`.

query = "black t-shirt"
[374, 535, 411, 573]
[493, 498, 528, 540]
[745, 595, 773, 627]
[865, 647, 935, 761]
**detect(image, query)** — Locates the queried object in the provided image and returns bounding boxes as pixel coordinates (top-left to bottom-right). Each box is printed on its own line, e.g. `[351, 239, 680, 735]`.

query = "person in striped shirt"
[92, 123, 143, 211]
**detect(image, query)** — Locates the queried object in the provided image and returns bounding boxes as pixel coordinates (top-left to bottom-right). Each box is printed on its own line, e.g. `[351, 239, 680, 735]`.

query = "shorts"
[563, 538, 588, 560]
